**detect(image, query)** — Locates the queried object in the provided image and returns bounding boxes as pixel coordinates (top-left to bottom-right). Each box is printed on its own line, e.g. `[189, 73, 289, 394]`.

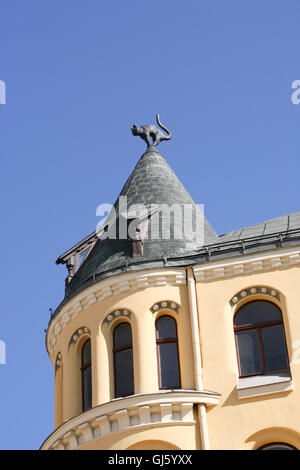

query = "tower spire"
[64, 145, 218, 302]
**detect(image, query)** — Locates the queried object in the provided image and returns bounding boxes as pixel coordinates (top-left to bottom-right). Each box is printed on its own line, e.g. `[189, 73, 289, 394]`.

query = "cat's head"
[131, 125, 138, 136]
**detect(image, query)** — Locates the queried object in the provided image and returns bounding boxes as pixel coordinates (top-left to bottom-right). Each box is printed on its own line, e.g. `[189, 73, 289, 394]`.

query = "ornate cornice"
[47, 247, 300, 361]
[193, 247, 300, 283]
[47, 269, 186, 360]
[40, 390, 220, 450]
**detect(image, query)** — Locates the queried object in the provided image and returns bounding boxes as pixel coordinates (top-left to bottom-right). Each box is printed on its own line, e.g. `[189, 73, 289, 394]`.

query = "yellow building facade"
[41, 141, 300, 450]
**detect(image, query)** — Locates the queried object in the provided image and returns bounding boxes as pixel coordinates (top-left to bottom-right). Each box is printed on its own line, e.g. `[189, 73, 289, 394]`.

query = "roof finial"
[131, 114, 172, 148]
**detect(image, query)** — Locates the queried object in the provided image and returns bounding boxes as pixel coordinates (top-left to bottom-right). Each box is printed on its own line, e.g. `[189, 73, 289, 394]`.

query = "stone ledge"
[237, 372, 293, 399]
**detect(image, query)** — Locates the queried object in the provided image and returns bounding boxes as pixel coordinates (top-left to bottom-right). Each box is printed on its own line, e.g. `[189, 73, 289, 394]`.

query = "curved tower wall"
[42, 139, 300, 450]
[43, 267, 220, 450]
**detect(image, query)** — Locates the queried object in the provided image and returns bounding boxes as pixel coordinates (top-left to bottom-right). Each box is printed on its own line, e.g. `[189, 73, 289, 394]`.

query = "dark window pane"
[259, 443, 295, 450]
[114, 323, 132, 349]
[82, 366, 92, 411]
[235, 301, 282, 327]
[236, 330, 262, 375]
[82, 339, 91, 366]
[158, 343, 180, 388]
[156, 317, 177, 339]
[262, 325, 289, 372]
[115, 349, 134, 397]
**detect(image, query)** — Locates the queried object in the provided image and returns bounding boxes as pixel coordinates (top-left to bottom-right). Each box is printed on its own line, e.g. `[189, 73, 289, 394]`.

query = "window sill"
[237, 371, 292, 399]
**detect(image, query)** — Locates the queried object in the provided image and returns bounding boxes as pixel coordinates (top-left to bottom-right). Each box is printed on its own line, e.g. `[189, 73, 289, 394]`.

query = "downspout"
[187, 267, 210, 450]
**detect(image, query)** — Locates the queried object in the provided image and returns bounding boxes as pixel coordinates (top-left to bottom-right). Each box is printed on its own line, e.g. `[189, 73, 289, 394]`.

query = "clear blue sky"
[1, 0, 300, 449]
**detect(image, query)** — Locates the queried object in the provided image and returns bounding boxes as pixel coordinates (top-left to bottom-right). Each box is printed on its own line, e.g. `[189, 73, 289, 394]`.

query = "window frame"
[234, 300, 289, 378]
[155, 315, 181, 390]
[81, 338, 92, 412]
[113, 322, 134, 398]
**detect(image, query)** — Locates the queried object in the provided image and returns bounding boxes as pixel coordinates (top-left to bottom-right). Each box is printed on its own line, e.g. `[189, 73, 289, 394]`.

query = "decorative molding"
[68, 327, 91, 349]
[55, 352, 62, 374]
[150, 301, 179, 314]
[47, 269, 186, 360]
[103, 309, 132, 325]
[40, 390, 220, 450]
[47, 247, 300, 360]
[193, 247, 300, 283]
[230, 286, 280, 307]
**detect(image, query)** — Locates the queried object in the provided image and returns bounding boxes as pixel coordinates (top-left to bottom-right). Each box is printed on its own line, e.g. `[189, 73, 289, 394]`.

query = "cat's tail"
[156, 114, 172, 141]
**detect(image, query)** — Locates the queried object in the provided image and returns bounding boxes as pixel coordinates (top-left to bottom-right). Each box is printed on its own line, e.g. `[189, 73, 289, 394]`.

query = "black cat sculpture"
[131, 114, 172, 147]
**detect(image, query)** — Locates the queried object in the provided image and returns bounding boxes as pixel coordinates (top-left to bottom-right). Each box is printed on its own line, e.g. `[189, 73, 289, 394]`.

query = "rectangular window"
[115, 349, 134, 397]
[158, 343, 180, 388]
[82, 367, 92, 411]
[262, 325, 289, 372]
[236, 330, 262, 376]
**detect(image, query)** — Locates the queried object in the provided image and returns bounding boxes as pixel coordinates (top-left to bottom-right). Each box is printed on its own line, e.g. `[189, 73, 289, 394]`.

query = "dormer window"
[56, 233, 98, 289]
[128, 216, 151, 257]
[78, 247, 91, 268]
[65, 246, 93, 285]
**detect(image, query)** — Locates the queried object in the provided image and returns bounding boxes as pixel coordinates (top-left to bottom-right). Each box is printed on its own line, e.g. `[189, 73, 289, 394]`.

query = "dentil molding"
[193, 247, 300, 282]
[41, 390, 220, 450]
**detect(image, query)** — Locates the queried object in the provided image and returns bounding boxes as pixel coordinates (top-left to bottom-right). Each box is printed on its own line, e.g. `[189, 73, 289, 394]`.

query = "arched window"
[156, 316, 181, 389]
[258, 442, 296, 450]
[113, 323, 134, 398]
[234, 300, 289, 377]
[81, 339, 92, 411]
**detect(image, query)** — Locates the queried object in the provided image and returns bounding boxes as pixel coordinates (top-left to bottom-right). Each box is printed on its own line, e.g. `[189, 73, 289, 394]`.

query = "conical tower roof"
[65, 145, 219, 300]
